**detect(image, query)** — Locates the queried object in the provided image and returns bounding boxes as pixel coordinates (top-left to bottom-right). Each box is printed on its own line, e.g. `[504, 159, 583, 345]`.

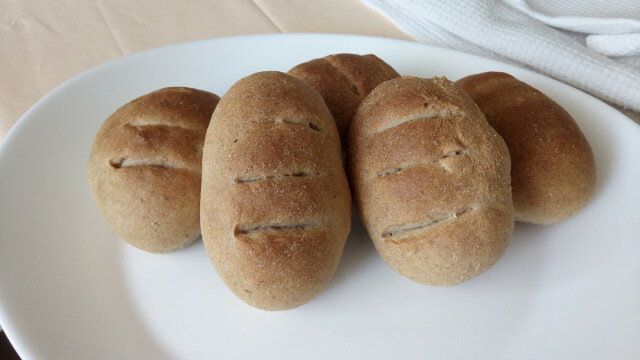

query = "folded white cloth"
[506, 0, 640, 56]
[361, 0, 640, 112]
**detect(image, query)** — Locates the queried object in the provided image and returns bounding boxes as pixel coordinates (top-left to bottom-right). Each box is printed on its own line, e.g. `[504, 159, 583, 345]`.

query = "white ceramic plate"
[0, 34, 639, 360]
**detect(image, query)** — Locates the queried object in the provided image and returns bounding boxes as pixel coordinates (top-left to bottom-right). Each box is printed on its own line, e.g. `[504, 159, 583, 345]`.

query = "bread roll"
[87, 87, 220, 253]
[288, 53, 399, 142]
[455, 72, 596, 225]
[348, 76, 514, 286]
[201, 71, 351, 310]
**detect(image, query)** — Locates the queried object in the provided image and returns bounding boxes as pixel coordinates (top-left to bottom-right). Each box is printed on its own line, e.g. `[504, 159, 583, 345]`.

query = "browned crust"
[288, 53, 400, 143]
[348, 76, 514, 286]
[201, 71, 351, 310]
[87, 87, 220, 253]
[455, 72, 597, 225]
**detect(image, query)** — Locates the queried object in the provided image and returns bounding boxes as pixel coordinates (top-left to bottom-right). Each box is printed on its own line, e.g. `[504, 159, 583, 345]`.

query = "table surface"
[1, 0, 637, 144]
[0, 0, 413, 143]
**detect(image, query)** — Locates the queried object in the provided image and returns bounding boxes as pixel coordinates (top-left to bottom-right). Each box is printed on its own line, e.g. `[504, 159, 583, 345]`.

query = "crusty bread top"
[288, 53, 400, 141]
[90, 87, 220, 173]
[201, 71, 351, 309]
[348, 76, 512, 243]
[203, 70, 348, 232]
[455, 72, 596, 224]
[87, 87, 220, 253]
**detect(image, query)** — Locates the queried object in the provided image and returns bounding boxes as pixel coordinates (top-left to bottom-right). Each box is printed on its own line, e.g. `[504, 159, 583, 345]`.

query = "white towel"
[361, 0, 640, 113]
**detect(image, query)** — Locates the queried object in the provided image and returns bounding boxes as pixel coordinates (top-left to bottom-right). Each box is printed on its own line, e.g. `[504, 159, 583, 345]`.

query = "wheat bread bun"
[288, 53, 400, 142]
[200, 71, 351, 310]
[455, 72, 597, 225]
[348, 76, 514, 286]
[87, 87, 220, 253]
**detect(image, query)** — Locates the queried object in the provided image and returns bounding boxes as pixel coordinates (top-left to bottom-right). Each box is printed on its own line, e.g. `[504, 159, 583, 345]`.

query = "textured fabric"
[361, 0, 640, 112]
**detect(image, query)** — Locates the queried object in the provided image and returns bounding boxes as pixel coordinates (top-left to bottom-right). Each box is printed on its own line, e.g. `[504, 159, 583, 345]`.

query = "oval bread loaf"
[87, 87, 220, 253]
[455, 72, 596, 225]
[288, 53, 400, 142]
[348, 76, 514, 286]
[201, 71, 351, 310]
